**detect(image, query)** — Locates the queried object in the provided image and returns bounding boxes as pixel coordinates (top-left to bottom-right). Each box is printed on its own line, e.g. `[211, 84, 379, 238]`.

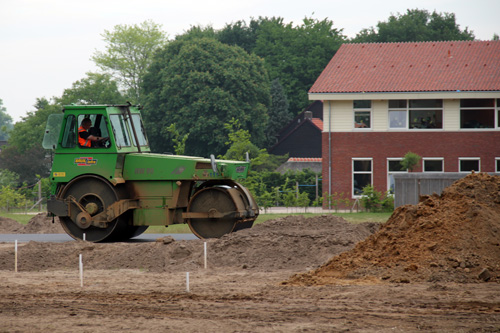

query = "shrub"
[360, 185, 394, 212]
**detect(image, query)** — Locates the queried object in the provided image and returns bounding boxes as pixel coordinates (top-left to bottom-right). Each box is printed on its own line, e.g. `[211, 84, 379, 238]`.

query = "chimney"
[304, 111, 313, 120]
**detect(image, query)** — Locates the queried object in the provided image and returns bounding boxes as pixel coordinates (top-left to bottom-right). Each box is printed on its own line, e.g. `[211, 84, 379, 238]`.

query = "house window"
[387, 158, 406, 193]
[353, 100, 371, 129]
[498, 99, 500, 128]
[459, 158, 480, 172]
[460, 99, 496, 129]
[496, 158, 500, 173]
[388, 99, 443, 129]
[353, 158, 372, 196]
[423, 158, 443, 172]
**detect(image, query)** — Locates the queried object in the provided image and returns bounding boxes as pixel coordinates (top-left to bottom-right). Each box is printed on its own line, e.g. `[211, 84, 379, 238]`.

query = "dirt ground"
[0, 173, 499, 332]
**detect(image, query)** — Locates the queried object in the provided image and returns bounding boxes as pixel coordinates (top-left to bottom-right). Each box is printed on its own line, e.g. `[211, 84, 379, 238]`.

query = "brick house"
[308, 40, 500, 205]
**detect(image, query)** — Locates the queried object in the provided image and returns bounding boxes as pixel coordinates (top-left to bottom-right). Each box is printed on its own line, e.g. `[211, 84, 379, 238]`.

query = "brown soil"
[0, 215, 376, 273]
[0, 172, 499, 332]
[289, 172, 500, 285]
[0, 213, 65, 234]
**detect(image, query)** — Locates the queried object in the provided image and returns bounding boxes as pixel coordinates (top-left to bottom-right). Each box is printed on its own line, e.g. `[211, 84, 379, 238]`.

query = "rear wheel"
[59, 176, 133, 242]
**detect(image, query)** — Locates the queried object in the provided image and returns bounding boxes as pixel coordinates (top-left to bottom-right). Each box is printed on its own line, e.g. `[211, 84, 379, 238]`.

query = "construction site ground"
[0, 173, 499, 332]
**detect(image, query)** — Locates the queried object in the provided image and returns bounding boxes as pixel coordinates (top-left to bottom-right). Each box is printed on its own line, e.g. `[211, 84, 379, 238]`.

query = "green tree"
[297, 191, 310, 208]
[0, 169, 19, 186]
[56, 72, 124, 105]
[217, 20, 259, 53]
[257, 190, 275, 212]
[92, 20, 168, 104]
[252, 16, 345, 115]
[166, 123, 189, 155]
[142, 37, 270, 157]
[217, 17, 345, 115]
[0, 98, 59, 183]
[266, 78, 291, 147]
[351, 9, 475, 43]
[0, 185, 28, 210]
[221, 118, 260, 161]
[401, 151, 421, 172]
[282, 191, 296, 207]
[175, 25, 217, 41]
[0, 99, 13, 140]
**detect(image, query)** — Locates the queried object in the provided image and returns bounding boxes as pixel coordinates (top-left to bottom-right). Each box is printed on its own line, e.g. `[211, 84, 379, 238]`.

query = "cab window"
[77, 114, 110, 148]
[61, 115, 76, 148]
[110, 114, 131, 147]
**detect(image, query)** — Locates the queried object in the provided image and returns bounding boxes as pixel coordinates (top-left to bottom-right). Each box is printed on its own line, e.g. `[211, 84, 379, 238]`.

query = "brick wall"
[322, 131, 500, 202]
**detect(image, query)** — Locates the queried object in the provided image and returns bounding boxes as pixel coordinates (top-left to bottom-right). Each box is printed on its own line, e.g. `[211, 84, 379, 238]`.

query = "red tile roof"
[288, 157, 322, 162]
[311, 118, 323, 131]
[309, 41, 500, 94]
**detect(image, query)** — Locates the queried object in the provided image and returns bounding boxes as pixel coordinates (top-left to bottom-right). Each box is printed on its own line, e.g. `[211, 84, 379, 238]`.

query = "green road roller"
[43, 104, 258, 242]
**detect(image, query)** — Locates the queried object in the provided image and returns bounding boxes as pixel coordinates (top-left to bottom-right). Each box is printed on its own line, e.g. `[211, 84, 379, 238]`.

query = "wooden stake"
[204, 242, 207, 269]
[79, 254, 83, 287]
[14, 240, 18, 273]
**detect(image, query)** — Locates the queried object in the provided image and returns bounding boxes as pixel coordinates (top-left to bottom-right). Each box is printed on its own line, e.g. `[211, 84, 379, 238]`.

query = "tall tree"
[0, 99, 13, 140]
[266, 78, 291, 147]
[56, 72, 124, 106]
[351, 9, 475, 43]
[0, 98, 59, 183]
[251, 17, 345, 115]
[217, 17, 345, 116]
[142, 38, 270, 157]
[92, 20, 167, 104]
[217, 20, 260, 53]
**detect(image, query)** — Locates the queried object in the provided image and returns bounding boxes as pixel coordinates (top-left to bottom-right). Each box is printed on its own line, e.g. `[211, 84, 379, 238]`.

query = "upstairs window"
[460, 99, 496, 129]
[389, 99, 443, 129]
[353, 100, 371, 129]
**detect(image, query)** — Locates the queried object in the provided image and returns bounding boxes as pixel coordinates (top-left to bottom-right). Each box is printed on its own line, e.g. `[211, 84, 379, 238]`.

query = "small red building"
[308, 40, 500, 206]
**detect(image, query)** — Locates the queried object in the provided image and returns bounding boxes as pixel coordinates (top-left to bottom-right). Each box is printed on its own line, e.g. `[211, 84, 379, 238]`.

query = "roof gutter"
[309, 91, 500, 101]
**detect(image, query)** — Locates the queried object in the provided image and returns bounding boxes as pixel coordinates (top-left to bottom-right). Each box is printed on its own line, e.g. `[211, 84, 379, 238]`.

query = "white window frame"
[388, 99, 443, 130]
[459, 99, 499, 130]
[459, 158, 481, 173]
[387, 158, 407, 193]
[353, 100, 372, 130]
[498, 99, 500, 129]
[422, 158, 444, 173]
[352, 158, 372, 198]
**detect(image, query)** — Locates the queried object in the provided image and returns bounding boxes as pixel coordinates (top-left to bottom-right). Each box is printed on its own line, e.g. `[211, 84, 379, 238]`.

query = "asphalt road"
[0, 233, 198, 243]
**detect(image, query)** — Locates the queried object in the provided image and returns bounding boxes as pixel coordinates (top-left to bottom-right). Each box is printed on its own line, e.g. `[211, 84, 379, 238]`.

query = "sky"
[1, 0, 499, 123]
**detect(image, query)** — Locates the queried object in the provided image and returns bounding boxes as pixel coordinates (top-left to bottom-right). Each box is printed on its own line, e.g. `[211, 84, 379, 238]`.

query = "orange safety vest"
[78, 126, 91, 147]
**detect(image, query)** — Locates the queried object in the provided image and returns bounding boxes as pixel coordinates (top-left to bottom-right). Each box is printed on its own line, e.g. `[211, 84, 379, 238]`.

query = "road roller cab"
[43, 104, 258, 242]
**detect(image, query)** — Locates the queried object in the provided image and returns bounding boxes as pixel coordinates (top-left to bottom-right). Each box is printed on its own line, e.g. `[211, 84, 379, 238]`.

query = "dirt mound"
[0, 217, 25, 233]
[0, 215, 377, 273]
[289, 173, 500, 285]
[0, 214, 64, 234]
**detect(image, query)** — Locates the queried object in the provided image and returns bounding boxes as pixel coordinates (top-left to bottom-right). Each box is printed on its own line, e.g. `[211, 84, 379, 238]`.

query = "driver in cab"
[78, 118, 109, 147]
